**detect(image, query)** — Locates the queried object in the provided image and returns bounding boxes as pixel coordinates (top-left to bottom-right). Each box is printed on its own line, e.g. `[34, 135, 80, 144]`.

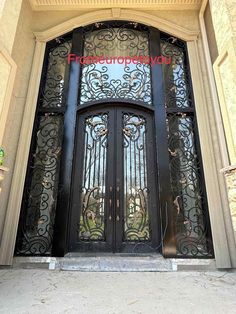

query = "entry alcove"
[15, 21, 214, 258]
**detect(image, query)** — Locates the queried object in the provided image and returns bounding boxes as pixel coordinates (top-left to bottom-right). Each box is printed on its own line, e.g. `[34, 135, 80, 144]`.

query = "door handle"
[116, 188, 120, 222]
[109, 186, 112, 221]
[109, 199, 112, 221]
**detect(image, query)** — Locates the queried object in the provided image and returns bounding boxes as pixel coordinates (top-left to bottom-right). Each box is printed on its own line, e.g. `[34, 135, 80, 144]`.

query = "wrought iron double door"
[69, 104, 160, 253]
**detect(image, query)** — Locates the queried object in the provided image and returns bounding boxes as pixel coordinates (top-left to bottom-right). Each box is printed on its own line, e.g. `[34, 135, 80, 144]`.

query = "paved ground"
[0, 269, 235, 314]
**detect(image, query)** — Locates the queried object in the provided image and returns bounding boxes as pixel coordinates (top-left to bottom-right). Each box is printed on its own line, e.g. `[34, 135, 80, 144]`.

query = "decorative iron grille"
[161, 34, 213, 257]
[80, 22, 152, 105]
[15, 23, 213, 258]
[16, 36, 72, 255]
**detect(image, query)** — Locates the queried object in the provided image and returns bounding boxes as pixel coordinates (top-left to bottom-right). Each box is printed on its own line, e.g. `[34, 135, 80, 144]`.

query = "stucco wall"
[0, 0, 34, 239]
[210, 0, 236, 165]
[209, 0, 236, 248]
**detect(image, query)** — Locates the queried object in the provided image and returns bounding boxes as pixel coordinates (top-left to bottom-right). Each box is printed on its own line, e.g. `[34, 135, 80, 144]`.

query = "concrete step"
[59, 255, 173, 272]
[12, 255, 216, 272]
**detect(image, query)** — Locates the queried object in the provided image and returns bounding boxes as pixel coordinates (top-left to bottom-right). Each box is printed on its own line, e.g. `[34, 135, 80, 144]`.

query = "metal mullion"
[166, 108, 194, 115]
[52, 27, 84, 256]
[149, 27, 177, 256]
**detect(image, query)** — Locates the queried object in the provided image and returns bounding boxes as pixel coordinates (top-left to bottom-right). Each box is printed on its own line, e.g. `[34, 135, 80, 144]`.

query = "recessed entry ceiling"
[28, 0, 202, 11]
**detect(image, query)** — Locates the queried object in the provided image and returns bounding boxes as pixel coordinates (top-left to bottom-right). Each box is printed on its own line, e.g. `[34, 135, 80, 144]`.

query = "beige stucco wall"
[209, 0, 236, 248]
[0, 0, 34, 239]
[210, 0, 236, 165]
[0, 0, 235, 267]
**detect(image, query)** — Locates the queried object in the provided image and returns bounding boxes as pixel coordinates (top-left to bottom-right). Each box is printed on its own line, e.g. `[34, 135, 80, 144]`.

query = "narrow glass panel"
[167, 114, 212, 256]
[123, 113, 150, 241]
[16, 115, 64, 255]
[79, 114, 108, 241]
[40, 39, 72, 109]
[80, 26, 151, 105]
[161, 38, 191, 108]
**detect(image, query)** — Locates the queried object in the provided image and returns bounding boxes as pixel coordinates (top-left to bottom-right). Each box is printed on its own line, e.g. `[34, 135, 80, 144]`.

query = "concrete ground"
[0, 269, 235, 314]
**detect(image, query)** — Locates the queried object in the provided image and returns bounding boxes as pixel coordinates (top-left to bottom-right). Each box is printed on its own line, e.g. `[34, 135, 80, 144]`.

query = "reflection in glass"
[79, 114, 108, 241]
[80, 27, 151, 105]
[16, 115, 64, 254]
[167, 114, 209, 256]
[161, 39, 191, 108]
[123, 113, 150, 241]
[40, 39, 72, 109]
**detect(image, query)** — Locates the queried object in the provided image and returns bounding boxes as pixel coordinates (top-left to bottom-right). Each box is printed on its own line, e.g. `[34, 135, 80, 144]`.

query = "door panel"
[115, 108, 159, 252]
[69, 108, 114, 252]
[69, 105, 159, 253]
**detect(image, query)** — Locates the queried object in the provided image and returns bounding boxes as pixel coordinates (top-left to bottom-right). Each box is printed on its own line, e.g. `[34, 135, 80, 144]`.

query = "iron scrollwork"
[161, 36, 192, 109]
[79, 113, 108, 241]
[40, 38, 72, 109]
[123, 113, 150, 241]
[16, 115, 64, 255]
[16, 36, 72, 255]
[80, 24, 151, 105]
[162, 33, 213, 257]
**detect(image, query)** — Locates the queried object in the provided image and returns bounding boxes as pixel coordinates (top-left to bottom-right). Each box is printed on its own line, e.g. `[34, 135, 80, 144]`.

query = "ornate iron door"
[69, 105, 159, 252]
[16, 22, 213, 258]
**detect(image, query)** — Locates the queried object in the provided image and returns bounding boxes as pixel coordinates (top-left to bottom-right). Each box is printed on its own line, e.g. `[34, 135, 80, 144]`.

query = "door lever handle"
[108, 199, 112, 220]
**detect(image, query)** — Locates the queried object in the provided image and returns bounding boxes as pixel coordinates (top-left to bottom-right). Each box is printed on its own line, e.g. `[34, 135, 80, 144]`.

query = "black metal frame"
[15, 21, 214, 258]
[68, 103, 160, 253]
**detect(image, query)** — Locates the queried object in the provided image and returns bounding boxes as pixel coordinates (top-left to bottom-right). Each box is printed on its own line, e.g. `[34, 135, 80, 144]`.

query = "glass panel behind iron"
[79, 114, 108, 241]
[167, 114, 212, 256]
[161, 37, 192, 108]
[40, 39, 72, 109]
[80, 26, 151, 105]
[16, 115, 64, 255]
[123, 113, 150, 241]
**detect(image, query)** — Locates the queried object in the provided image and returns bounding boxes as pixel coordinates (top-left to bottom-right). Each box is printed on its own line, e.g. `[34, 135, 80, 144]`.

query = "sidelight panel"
[40, 39, 72, 109]
[161, 37, 192, 109]
[16, 115, 64, 255]
[167, 114, 211, 256]
[161, 33, 214, 257]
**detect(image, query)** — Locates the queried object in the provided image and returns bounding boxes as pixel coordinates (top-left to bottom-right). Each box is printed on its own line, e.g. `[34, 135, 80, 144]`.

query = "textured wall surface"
[210, 0, 236, 164]
[225, 169, 236, 240]
[210, 0, 236, 247]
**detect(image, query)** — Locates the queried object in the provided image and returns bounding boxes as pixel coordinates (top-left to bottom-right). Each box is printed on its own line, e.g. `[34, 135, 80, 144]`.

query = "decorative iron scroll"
[80, 24, 151, 105]
[16, 37, 71, 255]
[161, 36, 192, 109]
[40, 38, 72, 109]
[162, 33, 213, 257]
[16, 115, 64, 255]
[79, 113, 108, 241]
[123, 113, 150, 241]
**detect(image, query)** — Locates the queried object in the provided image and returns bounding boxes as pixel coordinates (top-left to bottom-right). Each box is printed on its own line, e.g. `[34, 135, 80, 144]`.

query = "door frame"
[68, 103, 161, 253]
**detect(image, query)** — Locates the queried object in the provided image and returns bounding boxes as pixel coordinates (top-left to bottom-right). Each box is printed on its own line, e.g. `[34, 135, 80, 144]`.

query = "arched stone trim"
[34, 9, 199, 42]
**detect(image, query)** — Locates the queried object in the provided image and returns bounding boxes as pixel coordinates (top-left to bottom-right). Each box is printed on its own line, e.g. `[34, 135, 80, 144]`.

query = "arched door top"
[34, 9, 199, 42]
